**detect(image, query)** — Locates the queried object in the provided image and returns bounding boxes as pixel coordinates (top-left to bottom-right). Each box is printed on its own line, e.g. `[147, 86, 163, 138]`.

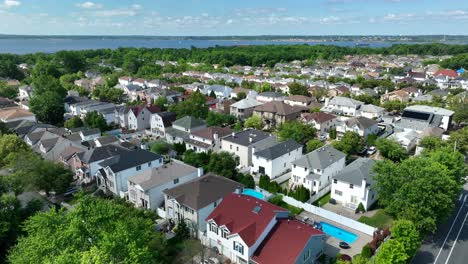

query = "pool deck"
[297, 211, 372, 257]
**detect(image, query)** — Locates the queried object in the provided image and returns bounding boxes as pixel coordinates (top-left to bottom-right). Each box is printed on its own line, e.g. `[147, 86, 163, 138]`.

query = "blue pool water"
[319, 222, 358, 244]
[242, 189, 265, 200]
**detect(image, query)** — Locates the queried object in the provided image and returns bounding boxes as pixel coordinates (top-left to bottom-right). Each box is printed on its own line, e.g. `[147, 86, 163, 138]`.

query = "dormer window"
[350, 184, 354, 189]
[222, 229, 229, 239]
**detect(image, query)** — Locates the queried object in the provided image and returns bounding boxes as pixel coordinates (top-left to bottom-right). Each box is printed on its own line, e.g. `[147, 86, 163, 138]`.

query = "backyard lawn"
[358, 209, 394, 229]
[268, 195, 303, 216]
[313, 192, 331, 207]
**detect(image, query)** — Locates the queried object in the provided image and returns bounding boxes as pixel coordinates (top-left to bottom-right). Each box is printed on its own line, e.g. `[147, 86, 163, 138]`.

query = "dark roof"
[78, 144, 129, 163]
[191, 126, 233, 140]
[99, 149, 161, 173]
[164, 173, 241, 210]
[173, 116, 206, 129]
[64, 96, 89, 105]
[158, 111, 177, 127]
[254, 140, 302, 160]
[95, 135, 119, 146]
[254, 101, 305, 116]
[345, 116, 378, 129]
[80, 128, 101, 136]
[222, 129, 272, 146]
[334, 158, 375, 186]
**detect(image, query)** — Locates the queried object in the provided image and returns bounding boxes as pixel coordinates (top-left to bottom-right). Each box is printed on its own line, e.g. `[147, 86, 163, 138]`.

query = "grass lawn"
[268, 195, 304, 216]
[313, 192, 331, 207]
[358, 209, 394, 229]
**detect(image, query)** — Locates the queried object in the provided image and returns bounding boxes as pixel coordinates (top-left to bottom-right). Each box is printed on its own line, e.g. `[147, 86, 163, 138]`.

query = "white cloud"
[92, 9, 137, 17]
[76, 2, 102, 9]
[3, 0, 20, 8]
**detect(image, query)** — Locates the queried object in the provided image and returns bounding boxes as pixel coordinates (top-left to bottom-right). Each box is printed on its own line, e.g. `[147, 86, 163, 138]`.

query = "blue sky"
[1, 0, 468, 35]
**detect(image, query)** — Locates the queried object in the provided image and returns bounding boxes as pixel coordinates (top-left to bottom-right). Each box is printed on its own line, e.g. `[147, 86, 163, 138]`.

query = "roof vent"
[252, 206, 261, 214]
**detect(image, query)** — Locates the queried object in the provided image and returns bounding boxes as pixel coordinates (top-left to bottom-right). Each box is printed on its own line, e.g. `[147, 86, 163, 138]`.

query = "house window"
[333, 179, 338, 184]
[148, 162, 152, 167]
[350, 184, 354, 189]
[230, 145, 232, 150]
[222, 229, 229, 239]
[334, 190, 343, 196]
[233, 241, 244, 255]
[294, 164, 296, 168]
[236, 146, 239, 151]
[214, 201, 217, 207]
[210, 223, 218, 234]
[136, 165, 141, 171]
[173, 178, 179, 184]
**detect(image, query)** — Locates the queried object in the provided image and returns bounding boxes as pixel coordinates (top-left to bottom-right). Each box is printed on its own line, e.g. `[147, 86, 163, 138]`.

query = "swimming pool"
[319, 222, 358, 244]
[242, 189, 265, 200]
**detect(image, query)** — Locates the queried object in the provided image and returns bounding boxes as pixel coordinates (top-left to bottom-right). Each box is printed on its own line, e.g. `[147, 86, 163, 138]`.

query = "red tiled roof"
[206, 193, 287, 247]
[252, 219, 324, 264]
[434, 69, 458, 78]
[191, 126, 233, 140]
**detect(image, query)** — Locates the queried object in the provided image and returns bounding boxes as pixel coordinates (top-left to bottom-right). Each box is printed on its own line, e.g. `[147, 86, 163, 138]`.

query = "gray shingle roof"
[333, 158, 375, 186]
[78, 144, 129, 163]
[163, 173, 242, 210]
[293, 145, 345, 170]
[329, 96, 363, 107]
[345, 116, 378, 129]
[222, 129, 273, 146]
[172, 116, 206, 130]
[99, 149, 161, 173]
[254, 139, 302, 160]
[128, 160, 198, 191]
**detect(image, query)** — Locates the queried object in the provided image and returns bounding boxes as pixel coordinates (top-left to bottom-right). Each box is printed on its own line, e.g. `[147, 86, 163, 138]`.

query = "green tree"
[277, 121, 316, 143]
[7, 195, 168, 264]
[288, 82, 309, 96]
[375, 138, 408, 162]
[374, 155, 460, 233]
[154, 96, 168, 111]
[329, 128, 337, 139]
[31, 75, 66, 97]
[382, 100, 406, 112]
[244, 115, 263, 130]
[29, 91, 65, 125]
[374, 239, 408, 264]
[55, 51, 87, 73]
[234, 121, 243, 132]
[151, 142, 170, 155]
[207, 152, 238, 179]
[205, 112, 236, 126]
[235, 92, 247, 100]
[419, 136, 447, 152]
[64, 116, 84, 129]
[183, 150, 210, 169]
[92, 86, 124, 104]
[83, 111, 108, 132]
[168, 91, 208, 119]
[237, 173, 255, 189]
[352, 254, 369, 264]
[448, 127, 468, 154]
[306, 139, 325, 152]
[332, 131, 364, 155]
[366, 134, 378, 146]
[175, 220, 190, 239]
[451, 102, 468, 125]
[0, 81, 18, 99]
[0, 134, 28, 167]
[0, 59, 25, 80]
[391, 219, 421, 257]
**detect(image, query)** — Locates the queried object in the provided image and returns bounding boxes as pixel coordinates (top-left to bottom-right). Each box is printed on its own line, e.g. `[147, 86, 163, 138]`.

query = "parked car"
[319, 135, 327, 141]
[339, 242, 351, 249]
[366, 146, 377, 155]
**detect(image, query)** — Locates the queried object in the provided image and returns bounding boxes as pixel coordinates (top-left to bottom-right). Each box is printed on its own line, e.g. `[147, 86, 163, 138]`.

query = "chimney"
[213, 132, 219, 141]
[234, 186, 243, 194]
[249, 134, 254, 143]
[232, 132, 236, 138]
[197, 167, 204, 177]
[361, 178, 367, 200]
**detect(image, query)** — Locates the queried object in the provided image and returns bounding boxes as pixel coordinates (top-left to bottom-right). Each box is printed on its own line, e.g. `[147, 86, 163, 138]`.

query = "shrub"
[356, 202, 365, 213]
[361, 244, 373, 259]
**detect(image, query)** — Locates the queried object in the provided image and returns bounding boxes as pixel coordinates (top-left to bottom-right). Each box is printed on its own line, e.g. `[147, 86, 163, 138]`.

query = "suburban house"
[360, 104, 385, 119]
[291, 145, 346, 195]
[97, 149, 163, 197]
[300, 112, 337, 137]
[331, 158, 377, 211]
[221, 129, 278, 168]
[256, 92, 284, 103]
[394, 105, 454, 132]
[185, 126, 233, 153]
[73, 144, 130, 184]
[206, 193, 326, 264]
[388, 130, 419, 151]
[79, 128, 101, 142]
[0, 108, 36, 123]
[380, 89, 410, 103]
[284, 95, 314, 107]
[126, 159, 203, 211]
[253, 101, 306, 128]
[150, 111, 177, 137]
[337, 116, 379, 138]
[251, 139, 303, 179]
[163, 173, 241, 238]
[127, 105, 160, 131]
[165, 116, 207, 144]
[18, 85, 33, 100]
[321, 96, 363, 116]
[230, 98, 264, 121]
[202, 85, 233, 98]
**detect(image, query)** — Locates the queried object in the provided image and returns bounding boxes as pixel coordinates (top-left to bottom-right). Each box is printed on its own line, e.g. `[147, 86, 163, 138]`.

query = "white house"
[163, 173, 241, 238]
[97, 149, 163, 197]
[388, 130, 419, 151]
[150, 111, 177, 137]
[220, 129, 277, 168]
[127, 159, 202, 211]
[206, 193, 326, 264]
[321, 96, 363, 116]
[300, 112, 338, 137]
[337, 116, 379, 138]
[165, 116, 207, 144]
[251, 139, 303, 179]
[360, 104, 385, 119]
[79, 128, 101, 142]
[291, 145, 346, 194]
[331, 158, 377, 211]
[185, 126, 233, 153]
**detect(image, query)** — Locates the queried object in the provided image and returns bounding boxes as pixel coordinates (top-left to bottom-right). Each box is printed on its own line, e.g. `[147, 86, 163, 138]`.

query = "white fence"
[282, 196, 377, 236]
[310, 185, 331, 203]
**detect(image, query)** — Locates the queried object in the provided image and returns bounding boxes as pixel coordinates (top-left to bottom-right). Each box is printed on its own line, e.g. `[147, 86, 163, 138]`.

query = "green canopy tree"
[288, 82, 309, 96]
[83, 111, 108, 132]
[244, 115, 263, 130]
[169, 91, 208, 119]
[7, 195, 168, 264]
[29, 91, 65, 125]
[391, 219, 421, 257]
[374, 239, 408, 264]
[375, 138, 408, 162]
[277, 121, 316, 143]
[64, 116, 84, 129]
[207, 152, 238, 179]
[332, 131, 364, 155]
[0, 81, 18, 99]
[0, 134, 29, 167]
[306, 139, 325, 152]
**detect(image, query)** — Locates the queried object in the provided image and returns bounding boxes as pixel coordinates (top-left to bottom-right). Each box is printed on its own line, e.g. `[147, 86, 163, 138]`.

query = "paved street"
[412, 184, 468, 264]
